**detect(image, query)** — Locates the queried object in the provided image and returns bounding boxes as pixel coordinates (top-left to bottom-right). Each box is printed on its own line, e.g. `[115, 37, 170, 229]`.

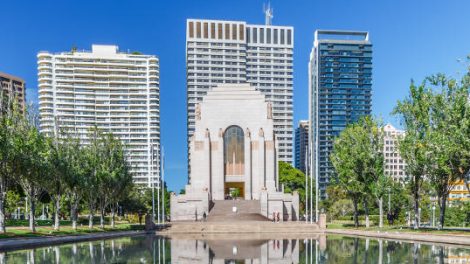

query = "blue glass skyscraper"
[309, 30, 372, 199]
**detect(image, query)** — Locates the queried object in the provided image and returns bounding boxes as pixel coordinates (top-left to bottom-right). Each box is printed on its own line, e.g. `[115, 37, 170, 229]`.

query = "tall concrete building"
[294, 120, 308, 173]
[38, 45, 160, 187]
[186, 18, 294, 172]
[383, 124, 407, 183]
[0, 72, 26, 111]
[309, 30, 372, 199]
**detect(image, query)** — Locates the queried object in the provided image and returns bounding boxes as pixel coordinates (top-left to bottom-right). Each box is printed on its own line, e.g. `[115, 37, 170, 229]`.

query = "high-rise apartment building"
[38, 45, 160, 187]
[295, 120, 309, 173]
[186, 19, 294, 172]
[0, 72, 26, 112]
[383, 124, 407, 182]
[309, 30, 372, 199]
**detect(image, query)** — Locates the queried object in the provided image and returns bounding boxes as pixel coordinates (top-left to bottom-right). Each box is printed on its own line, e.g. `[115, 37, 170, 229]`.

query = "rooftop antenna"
[263, 2, 273, 25]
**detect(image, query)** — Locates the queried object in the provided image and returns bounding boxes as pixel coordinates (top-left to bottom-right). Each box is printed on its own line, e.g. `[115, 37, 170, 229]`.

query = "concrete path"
[0, 230, 146, 251]
[328, 229, 470, 247]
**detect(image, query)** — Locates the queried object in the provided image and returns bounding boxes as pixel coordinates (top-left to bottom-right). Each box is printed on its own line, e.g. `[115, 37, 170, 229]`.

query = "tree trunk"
[88, 204, 94, 229]
[378, 197, 384, 228]
[438, 194, 447, 230]
[100, 206, 105, 229]
[353, 197, 359, 228]
[53, 193, 61, 231]
[0, 190, 6, 233]
[71, 199, 78, 230]
[29, 195, 36, 232]
[364, 200, 370, 228]
[413, 184, 420, 229]
[110, 205, 115, 228]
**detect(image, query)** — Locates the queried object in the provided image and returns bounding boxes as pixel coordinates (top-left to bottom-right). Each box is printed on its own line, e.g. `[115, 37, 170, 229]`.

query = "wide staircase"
[207, 200, 268, 222]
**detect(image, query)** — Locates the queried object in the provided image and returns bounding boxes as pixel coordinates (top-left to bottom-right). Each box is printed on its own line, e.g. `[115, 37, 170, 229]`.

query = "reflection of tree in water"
[299, 236, 462, 264]
[1, 235, 171, 263]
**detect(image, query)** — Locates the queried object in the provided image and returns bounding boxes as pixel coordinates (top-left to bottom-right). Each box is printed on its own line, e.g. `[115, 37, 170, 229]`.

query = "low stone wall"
[0, 230, 145, 251]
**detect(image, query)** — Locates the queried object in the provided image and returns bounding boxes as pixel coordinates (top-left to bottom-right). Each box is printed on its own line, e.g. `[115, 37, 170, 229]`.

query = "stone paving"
[327, 229, 470, 247]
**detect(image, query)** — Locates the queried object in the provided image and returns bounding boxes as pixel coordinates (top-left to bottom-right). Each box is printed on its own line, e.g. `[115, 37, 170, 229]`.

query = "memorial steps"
[207, 200, 267, 222]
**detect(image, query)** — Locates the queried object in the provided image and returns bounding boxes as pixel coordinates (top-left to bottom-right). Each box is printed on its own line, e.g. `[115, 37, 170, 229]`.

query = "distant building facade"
[0, 72, 26, 111]
[383, 124, 407, 182]
[186, 19, 294, 172]
[449, 180, 470, 202]
[294, 120, 309, 173]
[309, 30, 372, 199]
[37, 45, 160, 187]
[171, 84, 299, 222]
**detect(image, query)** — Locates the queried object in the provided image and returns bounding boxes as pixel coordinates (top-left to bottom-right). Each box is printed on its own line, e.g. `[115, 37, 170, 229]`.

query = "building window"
[204, 22, 208, 38]
[210, 23, 215, 39]
[224, 125, 244, 176]
[225, 24, 230, 40]
[189, 22, 194, 38]
[218, 23, 223, 39]
[196, 22, 201, 38]
[232, 24, 237, 40]
[239, 24, 244, 41]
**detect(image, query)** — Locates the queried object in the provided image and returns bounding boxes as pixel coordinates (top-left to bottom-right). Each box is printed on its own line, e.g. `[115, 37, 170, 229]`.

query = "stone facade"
[171, 84, 299, 221]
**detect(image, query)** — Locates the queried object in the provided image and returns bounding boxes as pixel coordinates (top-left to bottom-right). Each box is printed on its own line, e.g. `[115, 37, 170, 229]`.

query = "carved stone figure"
[259, 128, 264, 137]
[267, 102, 273, 119]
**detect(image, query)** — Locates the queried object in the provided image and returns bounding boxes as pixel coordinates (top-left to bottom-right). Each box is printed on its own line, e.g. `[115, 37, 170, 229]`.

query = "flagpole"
[305, 147, 309, 223]
[161, 146, 165, 224]
[156, 143, 160, 225]
[310, 139, 313, 223]
[151, 140, 155, 222]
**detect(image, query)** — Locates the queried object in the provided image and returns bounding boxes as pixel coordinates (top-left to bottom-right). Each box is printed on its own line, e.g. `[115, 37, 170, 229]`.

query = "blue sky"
[1, 0, 470, 192]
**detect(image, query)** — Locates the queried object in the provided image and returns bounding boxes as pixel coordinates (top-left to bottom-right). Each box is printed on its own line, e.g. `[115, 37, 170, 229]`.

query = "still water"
[1, 234, 470, 263]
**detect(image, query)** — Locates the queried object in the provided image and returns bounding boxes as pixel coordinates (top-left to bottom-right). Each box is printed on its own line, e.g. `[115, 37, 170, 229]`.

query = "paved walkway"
[328, 229, 470, 247]
[0, 230, 145, 251]
[162, 221, 322, 234]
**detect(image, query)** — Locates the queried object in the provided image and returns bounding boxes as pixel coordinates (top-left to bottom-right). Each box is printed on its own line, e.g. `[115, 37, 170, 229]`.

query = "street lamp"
[432, 204, 436, 228]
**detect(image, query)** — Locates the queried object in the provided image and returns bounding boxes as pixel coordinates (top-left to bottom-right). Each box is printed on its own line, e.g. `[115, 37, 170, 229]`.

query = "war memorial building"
[171, 84, 299, 221]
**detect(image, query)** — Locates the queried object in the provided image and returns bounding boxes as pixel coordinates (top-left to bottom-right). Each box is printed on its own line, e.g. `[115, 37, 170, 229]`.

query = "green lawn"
[0, 223, 144, 239]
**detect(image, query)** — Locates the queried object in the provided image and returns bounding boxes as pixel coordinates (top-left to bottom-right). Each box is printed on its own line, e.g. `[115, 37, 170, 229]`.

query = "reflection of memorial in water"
[171, 237, 319, 263]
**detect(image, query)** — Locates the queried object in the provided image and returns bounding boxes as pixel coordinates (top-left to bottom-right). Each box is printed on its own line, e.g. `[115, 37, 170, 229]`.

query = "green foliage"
[330, 116, 385, 227]
[278, 161, 313, 213]
[329, 199, 354, 220]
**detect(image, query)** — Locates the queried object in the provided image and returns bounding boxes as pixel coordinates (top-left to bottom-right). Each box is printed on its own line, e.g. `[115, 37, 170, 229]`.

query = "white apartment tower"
[186, 18, 294, 169]
[38, 45, 160, 187]
[383, 124, 407, 182]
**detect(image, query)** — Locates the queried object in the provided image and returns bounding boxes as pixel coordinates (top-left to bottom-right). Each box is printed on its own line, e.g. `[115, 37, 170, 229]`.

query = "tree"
[102, 134, 133, 228]
[15, 116, 49, 232]
[371, 173, 392, 228]
[62, 138, 87, 230]
[46, 134, 70, 231]
[329, 199, 354, 220]
[330, 120, 368, 228]
[330, 116, 385, 228]
[425, 74, 470, 229]
[84, 127, 101, 229]
[278, 161, 313, 214]
[0, 101, 22, 232]
[393, 81, 432, 229]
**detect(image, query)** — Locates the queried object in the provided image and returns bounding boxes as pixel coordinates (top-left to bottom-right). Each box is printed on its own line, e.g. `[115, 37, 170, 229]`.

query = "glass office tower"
[309, 30, 372, 199]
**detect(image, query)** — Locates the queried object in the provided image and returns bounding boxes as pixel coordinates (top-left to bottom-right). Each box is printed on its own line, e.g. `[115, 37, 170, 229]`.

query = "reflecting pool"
[1, 234, 470, 263]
